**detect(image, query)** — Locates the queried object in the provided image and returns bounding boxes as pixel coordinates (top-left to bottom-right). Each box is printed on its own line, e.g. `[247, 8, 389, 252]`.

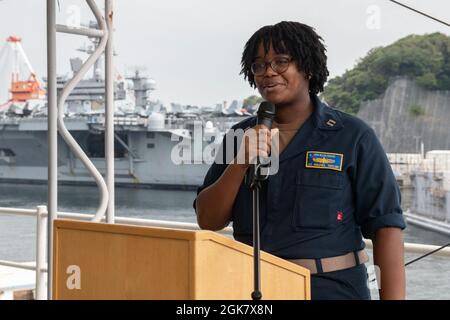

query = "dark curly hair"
[240, 21, 329, 95]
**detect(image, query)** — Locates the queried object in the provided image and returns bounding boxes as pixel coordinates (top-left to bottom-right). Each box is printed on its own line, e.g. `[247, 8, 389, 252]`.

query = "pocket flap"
[297, 169, 344, 189]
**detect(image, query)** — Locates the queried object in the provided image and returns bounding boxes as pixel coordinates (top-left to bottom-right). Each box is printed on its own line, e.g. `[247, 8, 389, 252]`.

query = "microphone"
[256, 101, 276, 129]
[254, 101, 275, 175]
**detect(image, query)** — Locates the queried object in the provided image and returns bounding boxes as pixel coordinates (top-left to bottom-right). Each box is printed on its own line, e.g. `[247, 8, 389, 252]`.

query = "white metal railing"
[0, 206, 47, 300]
[0, 205, 233, 300]
[1, 205, 450, 300]
[387, 152, 450, 178]
[47, 0, 115, 299]
[55, 0, 110, 222]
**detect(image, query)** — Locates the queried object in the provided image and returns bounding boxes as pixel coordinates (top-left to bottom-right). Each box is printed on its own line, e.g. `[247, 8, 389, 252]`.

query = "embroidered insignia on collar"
[305, 151, 344, 171]
[326, 119, 336, 127]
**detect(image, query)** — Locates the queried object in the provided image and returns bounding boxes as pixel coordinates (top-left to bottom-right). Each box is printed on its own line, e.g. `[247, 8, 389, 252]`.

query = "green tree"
[409, 104, 425, 117]
[243, 95, 264, 108]
[322, 33, 450, 114]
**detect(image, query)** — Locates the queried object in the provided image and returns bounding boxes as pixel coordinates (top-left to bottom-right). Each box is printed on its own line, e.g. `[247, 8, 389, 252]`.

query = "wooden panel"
[54, 219, 201, 241]
[53, 220, 310, 300]
[193, 239, 310, 300]
[54, 222, 190, 299]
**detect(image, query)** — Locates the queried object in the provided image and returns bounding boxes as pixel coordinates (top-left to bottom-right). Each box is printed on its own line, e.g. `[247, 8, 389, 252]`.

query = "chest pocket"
[292, 169, 344, 230]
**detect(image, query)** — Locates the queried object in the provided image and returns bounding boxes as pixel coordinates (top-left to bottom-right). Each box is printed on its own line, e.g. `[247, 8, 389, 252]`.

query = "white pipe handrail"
[0, 207, 36, 216]
[105, 0, 115, 224]
[47, 0, 57, 300]
[2, 204, 450, 301]
[55, 24, 105, 38]
[1, 206, 450, 257]
[0, 260, 48, 272]
[35, 205, 47, 300]
[56, 0, 109, 222]
[45, 0, 114, 301]
[0, 205, 48, 299]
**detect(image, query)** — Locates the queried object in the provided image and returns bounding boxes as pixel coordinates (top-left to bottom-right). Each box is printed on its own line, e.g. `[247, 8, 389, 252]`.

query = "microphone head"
[256, 101, 275, 129]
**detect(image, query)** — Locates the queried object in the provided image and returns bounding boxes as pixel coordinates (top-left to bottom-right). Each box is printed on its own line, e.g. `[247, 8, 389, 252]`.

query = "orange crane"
[0, 36, 45, 108]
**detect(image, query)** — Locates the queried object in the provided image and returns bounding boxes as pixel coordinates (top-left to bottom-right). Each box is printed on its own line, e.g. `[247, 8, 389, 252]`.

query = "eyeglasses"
[250, 57, 292, 76]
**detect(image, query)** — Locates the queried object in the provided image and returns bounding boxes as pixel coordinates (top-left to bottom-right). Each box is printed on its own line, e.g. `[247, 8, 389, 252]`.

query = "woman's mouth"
[263, 83, 284, 93]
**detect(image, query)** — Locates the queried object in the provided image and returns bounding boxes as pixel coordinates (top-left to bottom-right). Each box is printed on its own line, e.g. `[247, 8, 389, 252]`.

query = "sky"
[0, 0, 449, 106]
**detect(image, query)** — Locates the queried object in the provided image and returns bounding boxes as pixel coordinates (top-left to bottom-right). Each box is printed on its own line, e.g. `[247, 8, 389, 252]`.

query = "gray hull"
[0, 117, 213, 189]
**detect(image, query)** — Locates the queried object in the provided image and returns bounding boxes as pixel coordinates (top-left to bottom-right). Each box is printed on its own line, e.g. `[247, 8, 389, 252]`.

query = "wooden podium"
[53, 219, 310, 300]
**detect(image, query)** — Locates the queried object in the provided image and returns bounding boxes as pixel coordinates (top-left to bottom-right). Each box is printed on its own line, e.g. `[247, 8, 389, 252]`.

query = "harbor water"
[0, 182, 449, 299]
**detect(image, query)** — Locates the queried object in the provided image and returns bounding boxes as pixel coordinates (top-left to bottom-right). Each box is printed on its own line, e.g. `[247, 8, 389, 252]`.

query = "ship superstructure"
[0, 35, 249, 189]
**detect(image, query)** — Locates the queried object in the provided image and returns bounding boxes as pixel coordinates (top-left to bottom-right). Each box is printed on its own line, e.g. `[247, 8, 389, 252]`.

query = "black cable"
[405, 242, 450, 267]
[389, 0, 450, 27]
[369, 242, 450, 283]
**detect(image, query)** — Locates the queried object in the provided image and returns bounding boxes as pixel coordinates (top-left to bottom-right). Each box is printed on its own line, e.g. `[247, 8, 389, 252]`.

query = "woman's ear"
[302, 71, 312, 80]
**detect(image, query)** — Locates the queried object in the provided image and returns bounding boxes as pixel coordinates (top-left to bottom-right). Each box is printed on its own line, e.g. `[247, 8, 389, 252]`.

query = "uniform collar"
[277, 95, 343, 162]
[311, 94, 344, 131]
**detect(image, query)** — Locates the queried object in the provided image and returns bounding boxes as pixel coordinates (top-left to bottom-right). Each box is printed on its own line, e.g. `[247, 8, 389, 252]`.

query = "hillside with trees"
[322, 33, 450, 114]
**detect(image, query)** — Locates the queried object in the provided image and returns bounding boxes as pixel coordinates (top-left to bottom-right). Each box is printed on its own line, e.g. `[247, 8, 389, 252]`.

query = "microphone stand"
[244, 100, 275, 300]
[246, 159, 269, 300]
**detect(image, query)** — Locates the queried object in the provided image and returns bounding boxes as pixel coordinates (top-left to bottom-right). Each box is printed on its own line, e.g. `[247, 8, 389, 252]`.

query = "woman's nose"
[262, 62, 278, 77]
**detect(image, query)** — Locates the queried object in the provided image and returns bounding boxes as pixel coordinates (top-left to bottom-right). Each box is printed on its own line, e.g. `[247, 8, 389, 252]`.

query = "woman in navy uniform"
[194, 21, 406, 300]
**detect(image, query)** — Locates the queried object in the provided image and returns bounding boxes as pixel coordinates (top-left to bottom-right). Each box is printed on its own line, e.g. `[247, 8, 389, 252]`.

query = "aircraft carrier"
[0, 36, 252, 189]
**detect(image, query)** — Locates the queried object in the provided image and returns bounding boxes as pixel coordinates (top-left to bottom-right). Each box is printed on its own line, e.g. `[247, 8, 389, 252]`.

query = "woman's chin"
[260, 92, 280, 103]
[263, 96, 286, 106]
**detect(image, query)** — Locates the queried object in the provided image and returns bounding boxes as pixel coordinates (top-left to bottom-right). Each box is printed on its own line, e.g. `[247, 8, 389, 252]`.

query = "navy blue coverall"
[193, 95, 406, 299]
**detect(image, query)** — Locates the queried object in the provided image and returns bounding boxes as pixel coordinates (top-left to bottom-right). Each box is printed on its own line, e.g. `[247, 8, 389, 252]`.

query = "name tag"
[306, 151, 343, 171]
